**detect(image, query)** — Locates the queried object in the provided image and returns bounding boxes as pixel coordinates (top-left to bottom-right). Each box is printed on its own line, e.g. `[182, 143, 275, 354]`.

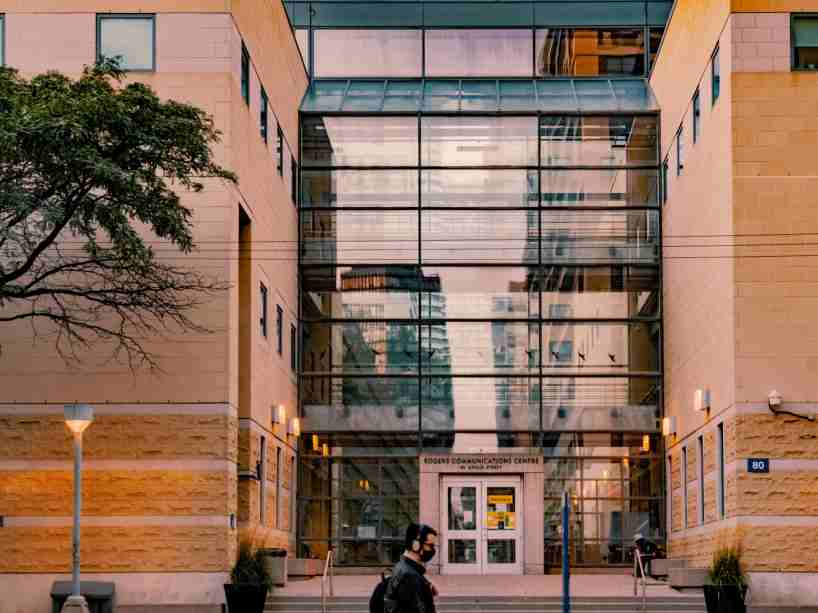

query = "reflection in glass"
[302, 116, 418, 167]
[649, 28, 664, 70]
[302, 170, 419, 208]
[425, 29, 533, 77]
[541, 169, 659, 208]
[540, 115, 659, 167]
[295, 29, 309, 67]
[536, 29, 645, 77]
[487, 540, 517, 563]
[448, 487, 477, 530]
[422, 170, 538, 208]
[449, 539, 478, 564]
[315, 29, 422, 77]
[422, 117, 538, 167]
[99, 17, 154, 70]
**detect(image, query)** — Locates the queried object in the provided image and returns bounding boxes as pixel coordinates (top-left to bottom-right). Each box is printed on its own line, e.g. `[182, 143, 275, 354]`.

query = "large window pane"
[541, 169, 659, 208]
[536, 29, 645, 77]
[540, 115, 659, 167]
[422, 170, 538, 208]
[302, 170, 418, 208]
[302, 377, 419, 431]
[301, 210, 419, 265]
[425, 29, 533, 77]
[422, 377, 539, 432]
[315, 29, 422, 77]
[422, 117, 538, 167]
[98, 16, 155, 71]
[419, 267, 539, 319]
[302, 117, 418, 167]
[303, 322, 419, 375]
[422, 209, 539, 264]
[421, 322, 539, 375]
[541, 210, 660, 265]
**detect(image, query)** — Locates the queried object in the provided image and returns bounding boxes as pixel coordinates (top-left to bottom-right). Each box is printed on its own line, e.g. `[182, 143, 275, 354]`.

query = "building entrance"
[440, 476, 523, 575]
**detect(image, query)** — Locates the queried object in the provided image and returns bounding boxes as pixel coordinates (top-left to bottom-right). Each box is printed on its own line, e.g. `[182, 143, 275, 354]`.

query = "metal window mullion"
[417, 113, 423, 448]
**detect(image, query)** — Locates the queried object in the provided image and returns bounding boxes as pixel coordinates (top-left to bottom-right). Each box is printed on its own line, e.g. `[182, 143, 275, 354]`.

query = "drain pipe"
[562, 490, 570, 613]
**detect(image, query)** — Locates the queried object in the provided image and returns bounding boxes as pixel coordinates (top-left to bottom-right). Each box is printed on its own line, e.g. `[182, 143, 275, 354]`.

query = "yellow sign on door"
[488, 495, 513, 505]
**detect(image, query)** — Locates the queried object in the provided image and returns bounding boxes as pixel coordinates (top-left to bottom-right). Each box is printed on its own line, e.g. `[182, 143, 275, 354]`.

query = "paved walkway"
[278, 574, 695, 598]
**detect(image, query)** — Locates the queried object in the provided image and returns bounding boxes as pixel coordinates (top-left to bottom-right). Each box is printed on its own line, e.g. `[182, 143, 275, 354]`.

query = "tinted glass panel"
[303, 322, 419, 375]
[422, 117, 538, 167]
[541, 169, 659, 207]
[536, 29, 645, 77]
[99, 17, 154, 70]
[295, 29, 309, 67]
[301, 209, 419, 264]
[315, 29, 422, 77]
[302, 117, 418, 167]
[425, 29, 533, 77]
[422, 170, 538, 208]
[540, 115, 659, 167]
[302, 170, 419, 208]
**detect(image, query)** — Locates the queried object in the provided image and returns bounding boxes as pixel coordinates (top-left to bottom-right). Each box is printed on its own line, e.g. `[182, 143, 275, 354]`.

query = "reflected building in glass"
[292, 0, 666, 571]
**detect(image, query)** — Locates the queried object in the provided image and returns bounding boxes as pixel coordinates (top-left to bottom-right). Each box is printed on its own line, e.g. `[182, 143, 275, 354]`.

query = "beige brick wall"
[732, 13, 790, 72]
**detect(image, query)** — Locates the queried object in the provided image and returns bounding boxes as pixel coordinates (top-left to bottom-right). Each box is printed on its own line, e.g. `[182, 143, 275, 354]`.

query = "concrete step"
[266, 596, 706, 613]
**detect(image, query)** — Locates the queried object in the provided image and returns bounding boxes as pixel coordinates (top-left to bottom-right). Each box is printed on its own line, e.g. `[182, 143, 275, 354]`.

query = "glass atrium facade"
[292, 1, 666, 570]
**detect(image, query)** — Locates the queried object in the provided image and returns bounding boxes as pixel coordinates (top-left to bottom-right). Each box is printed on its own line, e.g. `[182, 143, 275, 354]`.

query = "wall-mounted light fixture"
[273, 404, 286, 425]
[312, 434, 319, 451]
[662, 416, 677, 437]
[322, 443, 329, 458]
[642, 434, 651, 452]
[694, 389, 711, 412]
[288, 418, 301, 437]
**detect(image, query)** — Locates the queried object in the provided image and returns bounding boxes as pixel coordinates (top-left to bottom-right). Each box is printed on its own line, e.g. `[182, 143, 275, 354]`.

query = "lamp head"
[64, 404, 94, 435]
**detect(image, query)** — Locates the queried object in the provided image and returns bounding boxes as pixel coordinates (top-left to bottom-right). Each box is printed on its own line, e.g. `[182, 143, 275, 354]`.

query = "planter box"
[670, 567, 709, 589]
[288, 558, 324, 577]
[704, 585, 747, 613]
[223, 584, 268, 613]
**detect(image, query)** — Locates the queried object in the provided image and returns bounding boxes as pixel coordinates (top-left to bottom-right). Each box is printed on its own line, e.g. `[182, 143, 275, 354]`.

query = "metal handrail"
[633, 548, 647, 612]
[320, 549, 335, 613]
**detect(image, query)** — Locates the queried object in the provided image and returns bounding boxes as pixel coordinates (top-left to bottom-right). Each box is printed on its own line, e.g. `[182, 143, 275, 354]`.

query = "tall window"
[717, 423, 726, 518]
[698, 436, 705, 524]
[276, 126, 284, 176]
[662, 157, 669, 204]
[682, 446, 689, 528]
[259, 436, 267, 524]
[97, 14, 155, 71]
[260, 87, 268, 143]
[711, 45, 720, 104]
[290, 324, 297, 372]
[276, 305, 283, 355]
[793, 16, 818, 70]
[275, 446, 282, 528]
[667, 455, 673, 532]
[241, 42, 250, 106]
[692, 88, 701, 143]
[291, 156, 299, 206]
[676, 127, 684, 176]
[260, 283, 268, 338]
[0, 15, 5, 67]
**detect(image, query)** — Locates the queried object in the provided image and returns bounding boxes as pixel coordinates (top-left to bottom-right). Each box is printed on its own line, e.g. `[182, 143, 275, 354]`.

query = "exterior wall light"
[322, 443, 329, 458]
[273, 404, 286, 425]
[662, 416, 677, 437]
[288, 417, 301, 437]
[312, 434, 319, 451]
[642, 434, 651, 452]
[694, 389, 711, 412]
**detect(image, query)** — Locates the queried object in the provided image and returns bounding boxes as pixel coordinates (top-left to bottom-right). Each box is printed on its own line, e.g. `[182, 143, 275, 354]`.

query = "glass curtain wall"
[298, 112, 663, 566]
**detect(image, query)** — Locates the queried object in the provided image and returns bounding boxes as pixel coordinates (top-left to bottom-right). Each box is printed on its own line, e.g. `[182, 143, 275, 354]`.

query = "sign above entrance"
[421, 454, 543, 474]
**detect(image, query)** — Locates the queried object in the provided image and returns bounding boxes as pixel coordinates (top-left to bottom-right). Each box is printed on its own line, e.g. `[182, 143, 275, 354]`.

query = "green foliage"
[230, 541, 273, 588]
[708, 546, 747, 588]
[0, 60, 236, 368]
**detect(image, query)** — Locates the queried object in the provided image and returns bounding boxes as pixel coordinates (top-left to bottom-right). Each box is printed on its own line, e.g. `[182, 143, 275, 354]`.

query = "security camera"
[768, 390, 782, 410]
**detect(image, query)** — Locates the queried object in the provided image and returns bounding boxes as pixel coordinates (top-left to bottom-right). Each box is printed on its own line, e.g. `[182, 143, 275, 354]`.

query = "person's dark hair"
[404, 523, 438, 551]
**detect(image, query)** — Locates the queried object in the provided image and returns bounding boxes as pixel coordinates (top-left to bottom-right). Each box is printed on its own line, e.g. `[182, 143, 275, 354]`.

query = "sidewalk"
[277, 574, 693, 599]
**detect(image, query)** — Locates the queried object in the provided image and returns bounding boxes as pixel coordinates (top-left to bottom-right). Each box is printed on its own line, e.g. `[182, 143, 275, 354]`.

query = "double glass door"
[441, 477, 523, 575]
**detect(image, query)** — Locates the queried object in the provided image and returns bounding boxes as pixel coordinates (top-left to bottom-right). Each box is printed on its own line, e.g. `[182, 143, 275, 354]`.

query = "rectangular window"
[241, 42, 250, 106]
[260, 283, 268, 338]
[427, 29, 533, 77]
[0, 15, 5, 67]
[260, 87, 268, 143]
[290, 324, 297, 372]
[315, 29, 422, 77]
[711, 45, 720, 104]
[667, 455, 673, 532]
[692, 88, 701, 143]
[291, 156, 299, 206]
[259, 436, 267, 524]
[676, 127, 684, 176]
[276, 305, 283, 355]
[717, 423, 726, 518]
[276, 126, 284, 176]
[682, 446, 689, 528]
[662, 157, 669, 204]
[537, 28, 646, 77]
[793, 16, 818, 70]
[275, 446, 282, 528]
[97, 15, 155, 71]
[698, 436, 705, 524]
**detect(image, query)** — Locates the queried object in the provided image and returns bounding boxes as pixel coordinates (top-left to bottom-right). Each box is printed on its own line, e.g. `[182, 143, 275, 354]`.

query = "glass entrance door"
[441, 476, 523, 575]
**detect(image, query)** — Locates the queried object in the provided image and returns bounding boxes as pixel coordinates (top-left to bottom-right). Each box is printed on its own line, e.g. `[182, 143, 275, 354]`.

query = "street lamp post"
[62, 404, 94, 613]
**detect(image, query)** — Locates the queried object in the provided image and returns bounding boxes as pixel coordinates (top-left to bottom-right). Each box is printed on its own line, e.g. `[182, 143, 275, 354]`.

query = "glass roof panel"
[301, 79, 658, 114]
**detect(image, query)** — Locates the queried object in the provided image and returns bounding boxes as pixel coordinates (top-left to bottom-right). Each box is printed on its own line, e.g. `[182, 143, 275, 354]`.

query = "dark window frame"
[717, 422, 726, 518]
[792, 14, 818, 71]
[260, 282, 269, 338]
[0, 15, 6, 67]
[276, 304, 284, 355]
[96, 13, 157, 72]
[276, 126, 284, 176]
[260, 87, 269, 143]
[676, 126, 684, 176]
[692, 88, 700, 144]
[711, 45, 720, 105]
[697, 435, 705, 524]
[291, 323, 298, 372]
[662, 156, 669, 204]
[682, 446, 689, 528]
[291, 153, 299, 206]
[241, 41, 250, 106]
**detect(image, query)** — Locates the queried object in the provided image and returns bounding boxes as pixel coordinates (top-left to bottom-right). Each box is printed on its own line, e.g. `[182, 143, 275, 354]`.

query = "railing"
[633, 548, 648, 612]
[321, 549, 335, 613]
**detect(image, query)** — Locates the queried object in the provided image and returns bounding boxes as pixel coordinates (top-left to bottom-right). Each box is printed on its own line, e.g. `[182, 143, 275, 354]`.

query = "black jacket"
[383, 556, 436, 613]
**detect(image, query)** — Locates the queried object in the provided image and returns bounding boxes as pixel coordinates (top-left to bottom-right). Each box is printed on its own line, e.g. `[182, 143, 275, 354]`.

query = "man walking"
[383, 523, 438, 613]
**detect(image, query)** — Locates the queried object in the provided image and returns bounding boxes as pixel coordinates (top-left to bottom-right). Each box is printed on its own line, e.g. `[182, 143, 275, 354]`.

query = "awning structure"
[300, 78, 658, 114]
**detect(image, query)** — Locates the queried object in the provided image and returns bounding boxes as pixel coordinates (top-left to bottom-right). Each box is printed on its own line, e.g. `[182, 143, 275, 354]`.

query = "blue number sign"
[747, 458, 769, 473]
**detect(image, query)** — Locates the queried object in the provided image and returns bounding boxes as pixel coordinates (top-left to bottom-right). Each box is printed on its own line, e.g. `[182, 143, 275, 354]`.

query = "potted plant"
[224, 540, 273, 613]
[704, 547, 748, 613]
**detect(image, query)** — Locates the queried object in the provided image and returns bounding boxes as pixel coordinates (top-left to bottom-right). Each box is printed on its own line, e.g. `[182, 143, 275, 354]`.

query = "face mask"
[420, 544, 436, 563]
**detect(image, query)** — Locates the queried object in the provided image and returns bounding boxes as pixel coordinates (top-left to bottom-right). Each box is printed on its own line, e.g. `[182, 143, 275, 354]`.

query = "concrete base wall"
[747, 573, 818, 608]
[0, 572, 229, 613]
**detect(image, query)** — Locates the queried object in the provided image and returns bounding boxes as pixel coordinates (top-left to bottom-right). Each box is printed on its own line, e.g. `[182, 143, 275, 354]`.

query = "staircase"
[267, 595, 707, 613]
